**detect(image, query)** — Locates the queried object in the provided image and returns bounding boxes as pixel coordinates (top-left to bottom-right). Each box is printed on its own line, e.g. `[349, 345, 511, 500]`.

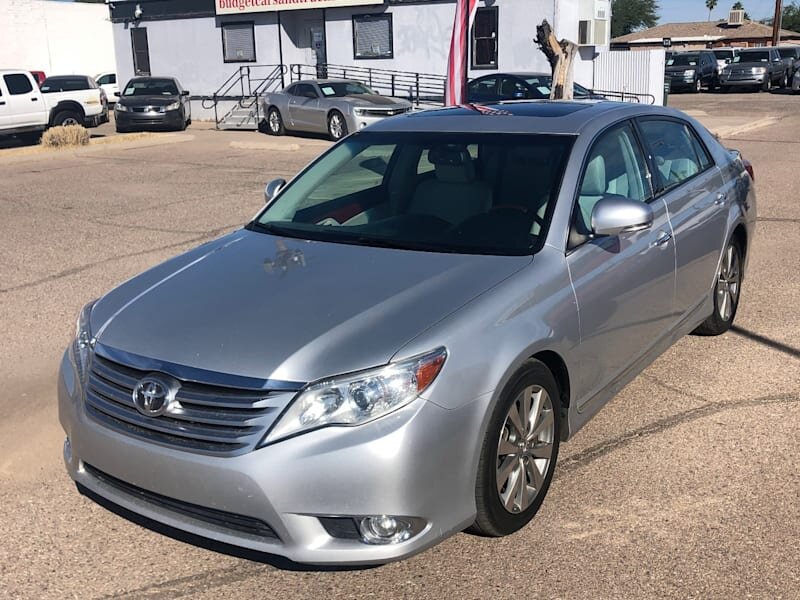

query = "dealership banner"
[216, 0, 384, 14]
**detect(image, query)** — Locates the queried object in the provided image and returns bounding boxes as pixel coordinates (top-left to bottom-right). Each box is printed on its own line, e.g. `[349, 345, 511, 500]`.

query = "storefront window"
[472, 7, 498, 69]
[222, 22, 256, 63]
[353, 14, 394, 60]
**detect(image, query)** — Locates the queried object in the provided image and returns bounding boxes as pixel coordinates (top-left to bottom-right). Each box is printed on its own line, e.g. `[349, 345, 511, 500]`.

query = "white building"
[1, 0, 115, 77]
[108, 0, 612, 113]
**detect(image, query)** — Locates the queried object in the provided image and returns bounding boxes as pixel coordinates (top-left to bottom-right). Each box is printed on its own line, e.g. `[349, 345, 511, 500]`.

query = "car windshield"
[735, 51, 770, 63]
[40, 77, 91, 92]
[123, 79, 179, 96]
[318, 82, 375, 97]
[522, 76, 593, 99]
[778, 48, 796, 58]
[667, 55, 699, 66]
[253, 132, 574, 256]
[713, 50, 734, 59]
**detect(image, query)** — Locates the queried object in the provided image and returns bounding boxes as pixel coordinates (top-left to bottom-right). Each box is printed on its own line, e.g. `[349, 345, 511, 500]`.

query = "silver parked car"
[259, 79, 412, 141]
[60, 101, 756, 566]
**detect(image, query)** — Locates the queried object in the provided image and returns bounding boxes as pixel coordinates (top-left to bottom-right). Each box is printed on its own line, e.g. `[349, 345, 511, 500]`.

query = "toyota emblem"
[132, 375, 176, 417]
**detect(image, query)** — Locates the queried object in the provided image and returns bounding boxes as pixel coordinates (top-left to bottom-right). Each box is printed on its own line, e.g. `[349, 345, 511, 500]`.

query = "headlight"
[683, 69, 696, 77]
[73, 300, 97, 384]
[263, 347, 447, 445]
[752, 67, 767, 74]
[165, 101, 180, 111]
[353, 107, 365, 115]
[115, 103, 128, 112]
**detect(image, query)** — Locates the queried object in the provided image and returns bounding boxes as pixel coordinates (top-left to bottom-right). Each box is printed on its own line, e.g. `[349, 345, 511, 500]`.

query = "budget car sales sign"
[216, 0, 383, 14]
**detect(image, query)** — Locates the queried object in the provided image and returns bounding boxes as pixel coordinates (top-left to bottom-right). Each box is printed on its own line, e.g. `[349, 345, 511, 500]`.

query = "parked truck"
[0, 70, 108, 141]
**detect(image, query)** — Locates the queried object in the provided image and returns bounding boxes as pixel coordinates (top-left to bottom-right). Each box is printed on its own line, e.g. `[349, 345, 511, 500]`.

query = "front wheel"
[694, 78, 702, 93]
[266, 107, 285, 136]
[327, 110, 348, 141]
[762, 77, 772, 92]
[469, 359, 561, 537]
[52, 110, 82, 127]
[781, 72, 789, 88]
[692, 239, 743, 336]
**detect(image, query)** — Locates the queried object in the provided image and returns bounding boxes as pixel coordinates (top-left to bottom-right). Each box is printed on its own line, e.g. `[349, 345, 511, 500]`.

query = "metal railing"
[202, 64, 287, 128]
[591, 89, 656, 104]
[289, 63, 447, 106]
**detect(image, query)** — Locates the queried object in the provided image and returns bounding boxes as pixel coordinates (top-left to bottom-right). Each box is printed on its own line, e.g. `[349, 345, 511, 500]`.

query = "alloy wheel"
[495, 385, 555, 514]
[329, 113, 344, 140]
[62, 117, 79, 126]
[268, 111, 281, 133]
[716, 243, 741, 322]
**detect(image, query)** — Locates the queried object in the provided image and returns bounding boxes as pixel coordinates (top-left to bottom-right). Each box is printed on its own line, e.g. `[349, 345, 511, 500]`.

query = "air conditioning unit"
[595, 0, 610, 21]
[728, 9, 745, 26]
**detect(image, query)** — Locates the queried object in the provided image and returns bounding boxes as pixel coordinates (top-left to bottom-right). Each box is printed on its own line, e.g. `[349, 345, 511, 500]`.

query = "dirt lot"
[0, 95, 798, 599]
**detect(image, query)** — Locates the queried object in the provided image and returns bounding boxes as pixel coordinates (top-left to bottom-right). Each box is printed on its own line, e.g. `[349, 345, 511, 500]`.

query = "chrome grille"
[86, 354, 295, 456]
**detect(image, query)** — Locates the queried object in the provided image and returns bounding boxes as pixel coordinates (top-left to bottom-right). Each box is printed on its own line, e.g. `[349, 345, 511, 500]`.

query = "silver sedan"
[259, 79, 412, 140]
[60, 101, 755, 566]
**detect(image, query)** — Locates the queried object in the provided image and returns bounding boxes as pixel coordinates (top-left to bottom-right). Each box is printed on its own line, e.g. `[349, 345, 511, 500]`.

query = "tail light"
[743, 159, 754, 182]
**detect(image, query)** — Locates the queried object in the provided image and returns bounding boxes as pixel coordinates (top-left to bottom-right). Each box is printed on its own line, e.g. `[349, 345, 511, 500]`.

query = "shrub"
[41, 125, 90, 148]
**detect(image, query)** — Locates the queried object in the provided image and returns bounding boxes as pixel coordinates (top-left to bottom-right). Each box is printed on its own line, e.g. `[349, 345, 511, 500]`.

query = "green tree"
[764, 1, 800, 32]
[706, 0, 718, 21]
[611, 0, 659, 38]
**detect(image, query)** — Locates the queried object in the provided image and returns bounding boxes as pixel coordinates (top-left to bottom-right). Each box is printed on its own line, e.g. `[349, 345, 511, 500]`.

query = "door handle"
[714, 192, 728, 206]
[651, 231, 672, 248]
[31, 97, 38, 102]
[0, 101, 5, 106]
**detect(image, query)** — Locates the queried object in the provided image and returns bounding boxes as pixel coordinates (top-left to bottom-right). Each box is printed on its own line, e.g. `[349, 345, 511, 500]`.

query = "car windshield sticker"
[125, 87, 135, 95]
[320, 86, 335, 96]
[537, 86, 551, 94]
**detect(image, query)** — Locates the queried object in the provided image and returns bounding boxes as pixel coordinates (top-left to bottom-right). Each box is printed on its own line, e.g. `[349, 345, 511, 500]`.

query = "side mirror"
[264, 178, 286, 203]
[181, 90, 190, 96]
[591, 197, 654, 237]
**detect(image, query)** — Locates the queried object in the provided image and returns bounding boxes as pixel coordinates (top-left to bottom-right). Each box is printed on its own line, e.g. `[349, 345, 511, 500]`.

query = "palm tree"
[706, 0, 718, 20]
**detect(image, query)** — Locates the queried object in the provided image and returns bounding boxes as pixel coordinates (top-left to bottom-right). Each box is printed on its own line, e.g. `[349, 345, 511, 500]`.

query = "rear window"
[41, 77, 92, 92]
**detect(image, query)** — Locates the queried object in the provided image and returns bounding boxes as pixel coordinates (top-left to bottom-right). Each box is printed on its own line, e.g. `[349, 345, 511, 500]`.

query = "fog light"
[358, 515, 414, 545]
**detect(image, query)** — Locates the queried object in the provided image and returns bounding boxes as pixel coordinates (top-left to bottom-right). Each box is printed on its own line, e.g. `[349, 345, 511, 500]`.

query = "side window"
[3, 74, 34, 95]
[638, 119, 711, 192]
[498, 77, 527, 99]
[110, 74, 117, 84]
[296, 84, 318, 99]
[97, 75, 109, 85]
[286, 85, 299, 97]
[575, 123, 650, 234]
[468, 77, 497, 99]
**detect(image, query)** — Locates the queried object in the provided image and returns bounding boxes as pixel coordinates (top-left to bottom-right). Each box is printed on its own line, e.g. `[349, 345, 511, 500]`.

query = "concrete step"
[218, 117, 260, 131]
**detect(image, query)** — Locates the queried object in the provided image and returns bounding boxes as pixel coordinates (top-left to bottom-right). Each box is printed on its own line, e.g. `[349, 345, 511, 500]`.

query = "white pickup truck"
[0, 70, 109, 140]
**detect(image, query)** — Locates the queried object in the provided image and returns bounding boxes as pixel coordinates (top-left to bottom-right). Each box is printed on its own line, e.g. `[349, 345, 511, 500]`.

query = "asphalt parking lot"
[0, 93, 798, 599]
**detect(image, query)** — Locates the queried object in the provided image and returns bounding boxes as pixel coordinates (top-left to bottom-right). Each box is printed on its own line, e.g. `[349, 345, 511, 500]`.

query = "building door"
[131, 28, 151, 76]
[310, 25, 327, 77]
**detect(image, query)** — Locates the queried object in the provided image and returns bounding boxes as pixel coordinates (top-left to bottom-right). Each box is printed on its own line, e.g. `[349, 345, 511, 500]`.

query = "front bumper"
[58, 350, 487, 565]
[115, 109, 183, 130]
[346, 109, 412, 132]
[719, 73, 768, 87]
[667, 76, 699, 90]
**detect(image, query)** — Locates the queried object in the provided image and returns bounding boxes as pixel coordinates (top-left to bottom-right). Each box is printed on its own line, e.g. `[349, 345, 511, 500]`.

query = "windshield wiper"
[246, 221, 309, 239]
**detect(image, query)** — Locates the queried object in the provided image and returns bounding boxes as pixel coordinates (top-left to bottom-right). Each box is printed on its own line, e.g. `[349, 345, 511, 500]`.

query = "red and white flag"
[445, 0, 479, 106]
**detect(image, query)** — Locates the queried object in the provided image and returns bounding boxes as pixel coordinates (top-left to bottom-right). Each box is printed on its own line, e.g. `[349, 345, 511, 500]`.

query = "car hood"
[118, 95, 179, 107]
[337, 94, 412, 108]
[91, 230, 531, 383]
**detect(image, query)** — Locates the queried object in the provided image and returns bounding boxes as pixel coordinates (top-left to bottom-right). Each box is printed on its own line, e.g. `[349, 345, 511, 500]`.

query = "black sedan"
[467, 72, 599, 103]
[114, 77, 191, 132]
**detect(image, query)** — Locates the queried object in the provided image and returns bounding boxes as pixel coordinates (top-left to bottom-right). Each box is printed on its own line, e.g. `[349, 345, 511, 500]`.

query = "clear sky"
[658, 0, 780, 23]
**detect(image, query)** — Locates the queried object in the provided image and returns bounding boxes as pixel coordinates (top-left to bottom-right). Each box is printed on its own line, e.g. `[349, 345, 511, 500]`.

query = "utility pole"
[772, 0, 784, 46]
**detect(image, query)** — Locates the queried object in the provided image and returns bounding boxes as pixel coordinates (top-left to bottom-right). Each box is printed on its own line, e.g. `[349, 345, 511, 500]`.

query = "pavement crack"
[641, 373, 707, 402]
[756, 217, 800, 224]
[557, 392, 800, 478]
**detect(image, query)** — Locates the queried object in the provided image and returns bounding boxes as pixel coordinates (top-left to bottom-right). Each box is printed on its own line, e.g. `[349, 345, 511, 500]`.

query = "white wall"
[593, 49, 666, 105]
[1, 0, 115, 77]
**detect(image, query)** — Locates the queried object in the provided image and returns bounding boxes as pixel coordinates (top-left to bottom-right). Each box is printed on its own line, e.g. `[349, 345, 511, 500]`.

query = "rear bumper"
[58, 349, 486, 565]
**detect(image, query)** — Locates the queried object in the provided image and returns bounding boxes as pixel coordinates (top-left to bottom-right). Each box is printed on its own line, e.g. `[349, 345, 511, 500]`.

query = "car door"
[1, 73, 44, 127]
[566, 121, 676, 407]
[287, 83, 320, 131]
[636, 117, 729, 320]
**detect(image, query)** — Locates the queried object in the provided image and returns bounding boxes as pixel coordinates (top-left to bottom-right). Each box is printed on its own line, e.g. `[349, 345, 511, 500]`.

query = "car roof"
[290, 79, 361, 85]
[473, 72, 550, 78]
[366, 100, 686, 136]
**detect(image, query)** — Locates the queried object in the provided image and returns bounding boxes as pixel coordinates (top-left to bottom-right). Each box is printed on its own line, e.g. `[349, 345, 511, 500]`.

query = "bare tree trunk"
[534, 20, 578, 100]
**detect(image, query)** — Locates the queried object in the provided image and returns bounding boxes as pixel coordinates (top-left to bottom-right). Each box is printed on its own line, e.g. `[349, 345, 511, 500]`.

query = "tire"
[327, 110, 348, 141]
[469, 359, 561, 537]
[177, 112, 187, 131]
[186, 117, 192, 126]
[52, 110, 82, 127]
[266, 107, 284, 136]
[692, 239, 743, 336]
[694, 78, 702, 93]
[762, 77, 772, 92]
[781, 72, 789, 88]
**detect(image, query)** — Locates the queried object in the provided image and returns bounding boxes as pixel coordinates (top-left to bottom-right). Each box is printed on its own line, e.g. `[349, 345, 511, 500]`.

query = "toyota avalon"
[59, 101, 756, 565]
